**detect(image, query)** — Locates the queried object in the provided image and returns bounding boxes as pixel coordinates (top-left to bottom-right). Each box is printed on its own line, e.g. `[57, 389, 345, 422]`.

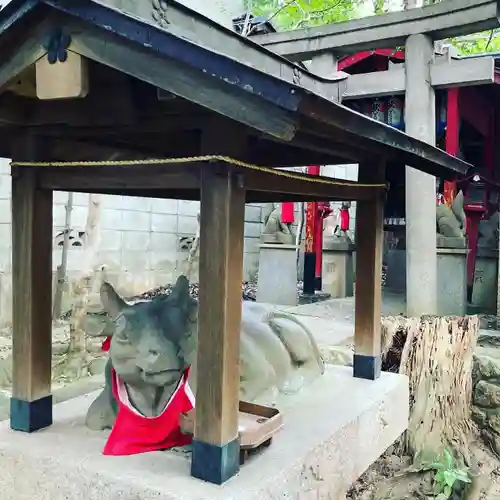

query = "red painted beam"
[338, 48, 405, 71]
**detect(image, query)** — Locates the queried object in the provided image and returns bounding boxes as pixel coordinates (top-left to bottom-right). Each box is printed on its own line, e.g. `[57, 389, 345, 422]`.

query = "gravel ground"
[129, 263, 383, 303]
[130, 280, 306, 302]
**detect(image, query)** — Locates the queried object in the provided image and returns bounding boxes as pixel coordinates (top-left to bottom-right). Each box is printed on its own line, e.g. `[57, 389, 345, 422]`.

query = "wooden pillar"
[10, 137, 53, 432]
[353, 159, 385, 380]
[191, 128, 246, 484]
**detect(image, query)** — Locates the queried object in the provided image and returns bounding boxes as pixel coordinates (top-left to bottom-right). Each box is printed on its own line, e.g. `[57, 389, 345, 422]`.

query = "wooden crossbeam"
[36, 162, 384, 203]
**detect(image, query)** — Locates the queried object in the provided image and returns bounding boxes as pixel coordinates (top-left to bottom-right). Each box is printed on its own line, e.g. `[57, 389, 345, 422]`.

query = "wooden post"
[353, 159, 386, 380]
[191, 161, 246, 484]
[10, 137, 53, 432]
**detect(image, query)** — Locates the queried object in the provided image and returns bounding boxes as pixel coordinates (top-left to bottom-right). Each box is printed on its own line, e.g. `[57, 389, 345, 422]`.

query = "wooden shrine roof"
[0, 0, 471, 184]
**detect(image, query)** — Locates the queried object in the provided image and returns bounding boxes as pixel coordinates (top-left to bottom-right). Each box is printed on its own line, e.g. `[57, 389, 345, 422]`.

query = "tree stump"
[381, 315, 479, 466]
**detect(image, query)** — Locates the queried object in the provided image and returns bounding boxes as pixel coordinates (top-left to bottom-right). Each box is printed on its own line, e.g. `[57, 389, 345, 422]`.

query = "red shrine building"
[335, 47, 500, 307]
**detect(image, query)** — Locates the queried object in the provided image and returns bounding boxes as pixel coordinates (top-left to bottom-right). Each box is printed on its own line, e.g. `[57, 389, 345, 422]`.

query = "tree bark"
[69, 193, 102, 356]
[381, 315, 479, 466]
[53, 192, 73, 320]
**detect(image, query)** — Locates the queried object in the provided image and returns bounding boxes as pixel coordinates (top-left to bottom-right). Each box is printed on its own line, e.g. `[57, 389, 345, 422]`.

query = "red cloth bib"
[103, 365, 195, 456]
[102, 336, 112, 352]
[340, 208, 350, 231]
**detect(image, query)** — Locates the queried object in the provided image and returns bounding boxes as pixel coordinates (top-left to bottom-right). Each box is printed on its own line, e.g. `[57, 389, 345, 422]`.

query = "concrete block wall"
[0, 158, 263, 325]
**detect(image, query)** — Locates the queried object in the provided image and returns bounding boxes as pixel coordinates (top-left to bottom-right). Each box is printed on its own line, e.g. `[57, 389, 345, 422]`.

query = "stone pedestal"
[322, 239, 355, 299]
[437, 247, 467, 316]
[257, 244, 298, 306]
[260, 233, 294, 245]
[385, 237, 467, 316]
[0, 368, 409, 500]
[384, 248, 406, 293]
[472, 247, 498, 314]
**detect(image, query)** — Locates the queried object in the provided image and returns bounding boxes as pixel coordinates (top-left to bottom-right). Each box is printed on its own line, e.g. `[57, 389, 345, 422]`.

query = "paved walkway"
[285, 290, 406, 320]
[280, 291, 406, 346]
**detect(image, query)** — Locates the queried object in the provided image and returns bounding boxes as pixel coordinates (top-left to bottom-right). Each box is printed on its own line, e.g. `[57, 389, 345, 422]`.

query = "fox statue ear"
[100, 282, 128, 319]
[169, 275, 197, 313]
[170, 275, 190, 300]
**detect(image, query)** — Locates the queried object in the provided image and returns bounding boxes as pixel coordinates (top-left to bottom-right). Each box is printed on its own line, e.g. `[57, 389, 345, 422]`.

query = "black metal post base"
[10, 395, 53, 433]
[353, 354, 382, 381]
[191, 438, 240, 485]
[303, 251, 316, 295]
[314, 276, 322, 291]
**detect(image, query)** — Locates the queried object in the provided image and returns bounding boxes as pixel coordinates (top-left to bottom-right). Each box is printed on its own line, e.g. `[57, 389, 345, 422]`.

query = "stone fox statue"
[86, 276, 324, 431]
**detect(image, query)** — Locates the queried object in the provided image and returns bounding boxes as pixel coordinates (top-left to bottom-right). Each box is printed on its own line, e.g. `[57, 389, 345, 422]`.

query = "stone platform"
[0, 366, 408, 500]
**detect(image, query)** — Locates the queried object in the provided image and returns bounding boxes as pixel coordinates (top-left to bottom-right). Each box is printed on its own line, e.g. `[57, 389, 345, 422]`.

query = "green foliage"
[449, 29, 500, 55]
[251, 0, 359, 30]
[422, 449, 471, 499]
[250, 0, 500, 57]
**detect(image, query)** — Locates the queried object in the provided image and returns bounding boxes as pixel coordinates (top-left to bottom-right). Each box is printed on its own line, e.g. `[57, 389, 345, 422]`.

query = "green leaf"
[436, 494, 448, 500]
[444, 485, 453, 497]
[434, 482, 443, 494]
[427, 462, 444, 470]
[443, 449, 454, 469]
[443, 470, 457, 488]
[454, 470, 471, 483]
[434, 470, 445, 484]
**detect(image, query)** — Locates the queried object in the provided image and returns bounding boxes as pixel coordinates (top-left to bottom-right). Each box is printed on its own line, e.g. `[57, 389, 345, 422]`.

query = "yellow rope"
[10, 155, 387, 189]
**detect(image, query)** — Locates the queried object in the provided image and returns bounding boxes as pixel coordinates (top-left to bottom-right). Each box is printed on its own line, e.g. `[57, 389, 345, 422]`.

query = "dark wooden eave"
[0, 0, 471, 181]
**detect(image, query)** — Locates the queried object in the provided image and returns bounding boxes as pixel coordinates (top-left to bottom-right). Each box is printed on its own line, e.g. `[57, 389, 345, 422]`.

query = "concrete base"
[257, 244, 298, 306]
[322, 241, 355, 299]
[260, 233, 294, 245]
[0, 367, 409, 500]
[385, 247, 467, 316]
[298, 291, 331, 305]
[437, 247, 467, 316]
[472, 247, 498, 314]
[384, 248, 406, 293]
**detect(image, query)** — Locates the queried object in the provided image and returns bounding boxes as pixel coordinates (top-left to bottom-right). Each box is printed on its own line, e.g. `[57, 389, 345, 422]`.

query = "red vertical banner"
[305, 202, 316, 253]
[306, 166, 320, 256]
[306, 165, 322, 289]
[281, 202, 295, 224]
[302, 166, 321, 294]
[314, 209, 323, 281]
